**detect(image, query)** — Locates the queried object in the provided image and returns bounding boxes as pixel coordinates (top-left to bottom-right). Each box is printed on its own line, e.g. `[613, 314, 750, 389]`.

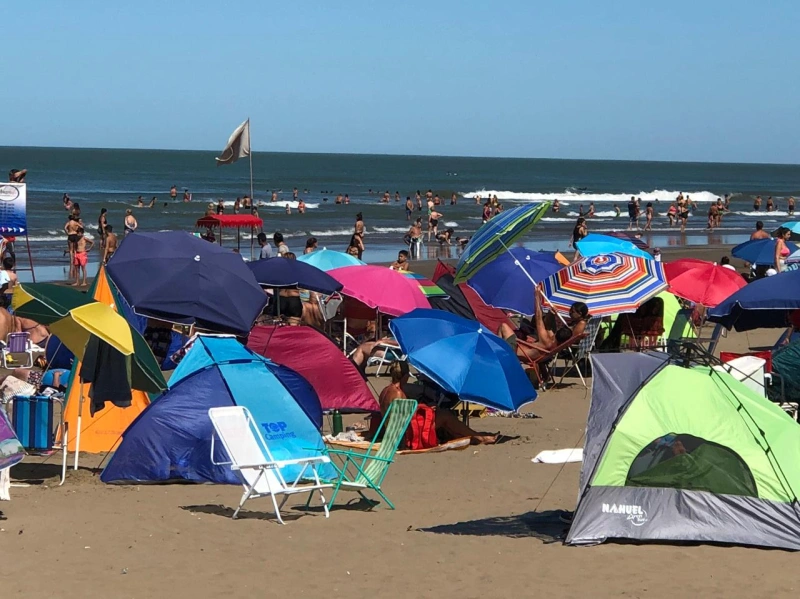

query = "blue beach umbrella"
[297, 248, 365, 271]
[454, 202, 551, 283]
[107, 231, 267, 336]
[575, 233, 652, 260]
[707, 269, 800, 331]
[389, 309, 537, 412]
[732, 238, 799, 266]
[467, 248, 563, 316]
[247, 257, 343, 294]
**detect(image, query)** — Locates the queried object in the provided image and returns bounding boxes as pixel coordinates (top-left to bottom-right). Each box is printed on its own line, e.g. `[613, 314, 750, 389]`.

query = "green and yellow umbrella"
[12, 283, 165, 393]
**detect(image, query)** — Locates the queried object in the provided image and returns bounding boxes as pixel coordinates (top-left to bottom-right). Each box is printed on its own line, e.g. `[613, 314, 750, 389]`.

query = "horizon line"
[1, 144, 799, 168]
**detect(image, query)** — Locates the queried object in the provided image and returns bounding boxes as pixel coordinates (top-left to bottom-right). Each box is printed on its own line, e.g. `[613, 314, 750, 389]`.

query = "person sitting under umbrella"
[378, 361, 498, 445]
[497, 294, 585, 363]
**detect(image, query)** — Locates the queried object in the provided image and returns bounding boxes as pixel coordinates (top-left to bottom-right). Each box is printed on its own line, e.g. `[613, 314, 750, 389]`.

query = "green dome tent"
[567, 352, 800, 550]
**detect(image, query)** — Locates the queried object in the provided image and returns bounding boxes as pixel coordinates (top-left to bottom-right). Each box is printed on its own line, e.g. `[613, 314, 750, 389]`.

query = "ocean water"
[2, 146, 800, 274]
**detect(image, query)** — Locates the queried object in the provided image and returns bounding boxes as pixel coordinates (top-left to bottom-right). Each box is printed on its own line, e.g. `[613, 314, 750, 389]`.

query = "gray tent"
[566, 352, 800, 550]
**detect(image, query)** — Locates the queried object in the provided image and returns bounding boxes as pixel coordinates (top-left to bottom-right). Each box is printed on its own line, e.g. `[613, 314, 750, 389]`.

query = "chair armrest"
[231, 462, 278, 470]
[273, 456, 331, 468]
[326, 449, 393, 463]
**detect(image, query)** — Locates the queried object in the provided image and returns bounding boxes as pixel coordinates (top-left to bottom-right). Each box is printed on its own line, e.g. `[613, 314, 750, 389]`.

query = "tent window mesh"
[626, 433, 758, 497]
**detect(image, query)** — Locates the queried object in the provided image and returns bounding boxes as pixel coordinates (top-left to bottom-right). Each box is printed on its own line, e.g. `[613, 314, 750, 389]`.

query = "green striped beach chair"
[326, 398, 417, 510]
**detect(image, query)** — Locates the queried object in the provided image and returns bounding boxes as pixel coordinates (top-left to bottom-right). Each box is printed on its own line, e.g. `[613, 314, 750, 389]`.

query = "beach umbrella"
[454, 202, 551, 283]
[390, 309, 536, 412]
[773, 222, 800, 241]
[542, 253, 668, 316]
[466, 248, 563, 316]
[297, 248, 365, 271]
[707, 269, 800, 331]
[664, 258, 746, 308]
[606, 231, 649, 249]
[575, 233, 652, 260]
[731, 238, 799, 266]
[11, 283, 165, 393]
[402, 271, 448, 299]
[328, 265, 430, 317]
[107, 231, 267, 336]
[247, 257, 343, 295]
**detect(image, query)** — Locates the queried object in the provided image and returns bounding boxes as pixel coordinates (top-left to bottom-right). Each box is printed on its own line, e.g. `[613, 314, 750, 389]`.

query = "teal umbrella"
[454, 202, 550, 283]
[296, 248, 365, 271]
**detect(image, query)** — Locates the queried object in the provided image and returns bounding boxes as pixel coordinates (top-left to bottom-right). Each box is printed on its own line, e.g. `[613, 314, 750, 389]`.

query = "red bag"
[405, 405, 438, 450]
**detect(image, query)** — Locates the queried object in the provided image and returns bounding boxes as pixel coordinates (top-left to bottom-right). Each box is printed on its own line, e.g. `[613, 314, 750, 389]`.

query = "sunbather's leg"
[435, 408, 498, 445]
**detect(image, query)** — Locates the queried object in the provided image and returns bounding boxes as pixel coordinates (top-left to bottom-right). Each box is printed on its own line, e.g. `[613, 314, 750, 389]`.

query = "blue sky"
[6, 0, 800, 163]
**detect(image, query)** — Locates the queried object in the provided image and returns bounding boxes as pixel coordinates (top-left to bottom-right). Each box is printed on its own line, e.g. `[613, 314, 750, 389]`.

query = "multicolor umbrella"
[664, 258, 747, 308]
[454, 202, 551, 283]
[542, 253, 668, 316]
[575, 233, 652, 260]
[12, 283, 165, 392]
[328, 265, 430, 317]
[390, 309, 536, 412]
[402, 271, 448, 298]
[297, 248, 366, 271]
[466, 248, 563, 315]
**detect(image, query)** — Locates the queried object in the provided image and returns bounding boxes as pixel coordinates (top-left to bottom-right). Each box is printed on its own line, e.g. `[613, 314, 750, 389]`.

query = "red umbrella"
[664, 258, 747, 307]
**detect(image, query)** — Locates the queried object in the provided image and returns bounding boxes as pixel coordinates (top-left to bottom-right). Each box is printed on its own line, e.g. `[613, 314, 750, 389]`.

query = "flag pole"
[248, 118, 254, 203]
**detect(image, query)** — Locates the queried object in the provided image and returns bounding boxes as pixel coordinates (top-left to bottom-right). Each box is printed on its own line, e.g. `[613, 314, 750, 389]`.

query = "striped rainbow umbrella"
[542, 253, 668, 316]
[454, 202, 551, 283]
[402, 271, 448, 298]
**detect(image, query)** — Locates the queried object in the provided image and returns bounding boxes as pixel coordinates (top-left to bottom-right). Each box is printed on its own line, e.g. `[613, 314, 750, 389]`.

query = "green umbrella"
[12, 282, 165, 394]
[454, 202, 551, 283]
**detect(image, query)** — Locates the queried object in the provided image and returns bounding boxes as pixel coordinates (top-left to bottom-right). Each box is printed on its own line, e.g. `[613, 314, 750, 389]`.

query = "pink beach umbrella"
[328, 265, 431, 317]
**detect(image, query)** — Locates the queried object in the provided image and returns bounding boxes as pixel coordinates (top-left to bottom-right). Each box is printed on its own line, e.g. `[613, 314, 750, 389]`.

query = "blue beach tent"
[101, 336, 332, 484]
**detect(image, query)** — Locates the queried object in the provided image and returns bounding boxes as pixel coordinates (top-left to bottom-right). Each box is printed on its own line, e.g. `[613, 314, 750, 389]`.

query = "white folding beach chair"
[367, 340, 405, 376]
[209, 406, 332, 524]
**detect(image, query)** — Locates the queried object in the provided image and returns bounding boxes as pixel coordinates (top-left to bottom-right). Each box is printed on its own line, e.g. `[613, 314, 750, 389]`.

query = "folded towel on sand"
[532, 448, 583, 464]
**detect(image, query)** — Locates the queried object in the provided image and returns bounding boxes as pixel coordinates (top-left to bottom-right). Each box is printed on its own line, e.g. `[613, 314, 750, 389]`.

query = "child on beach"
[72, 228, 93, 286]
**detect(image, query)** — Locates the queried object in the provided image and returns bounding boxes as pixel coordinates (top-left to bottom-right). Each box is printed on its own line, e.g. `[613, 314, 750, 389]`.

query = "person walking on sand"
[72, 228, 93, 286]
[103, 225, 118, 264]
[124, 209, 138, 236]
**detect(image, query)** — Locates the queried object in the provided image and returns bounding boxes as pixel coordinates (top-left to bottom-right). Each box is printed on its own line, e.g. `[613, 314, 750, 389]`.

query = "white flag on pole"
[215, 119, 250, 166]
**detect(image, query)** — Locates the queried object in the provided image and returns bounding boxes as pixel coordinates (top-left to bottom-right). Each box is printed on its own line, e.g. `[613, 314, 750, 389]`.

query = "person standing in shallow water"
[354, 213, 365, 259]
[124, 209, 138, 235]
[97, 208, 108, 249]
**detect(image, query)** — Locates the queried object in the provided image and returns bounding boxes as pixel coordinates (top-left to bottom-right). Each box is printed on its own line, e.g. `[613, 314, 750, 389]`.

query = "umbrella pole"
[498, 240, 569, 326]
[74, 381, 84, 470]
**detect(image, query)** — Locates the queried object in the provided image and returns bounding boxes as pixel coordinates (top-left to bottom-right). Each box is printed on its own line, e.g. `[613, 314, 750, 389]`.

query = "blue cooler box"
[12, 395, 54, 450]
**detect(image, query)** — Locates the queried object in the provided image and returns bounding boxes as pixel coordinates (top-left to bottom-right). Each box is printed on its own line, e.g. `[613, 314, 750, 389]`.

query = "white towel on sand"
[532, 448, 583, 464]
[0, 468, 10, 501]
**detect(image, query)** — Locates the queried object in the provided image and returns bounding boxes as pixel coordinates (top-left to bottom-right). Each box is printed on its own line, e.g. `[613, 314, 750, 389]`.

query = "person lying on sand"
[379, 361, 498, 445]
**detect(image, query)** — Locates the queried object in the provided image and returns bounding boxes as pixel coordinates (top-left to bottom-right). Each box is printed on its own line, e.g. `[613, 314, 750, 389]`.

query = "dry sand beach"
[3, 248, 796, 599]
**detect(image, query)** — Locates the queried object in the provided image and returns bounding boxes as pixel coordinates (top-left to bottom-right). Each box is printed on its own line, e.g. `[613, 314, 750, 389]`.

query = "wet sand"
[3, 246, 788, 598]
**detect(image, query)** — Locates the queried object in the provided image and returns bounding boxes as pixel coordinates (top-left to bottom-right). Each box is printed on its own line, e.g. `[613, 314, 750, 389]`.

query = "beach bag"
[405, 405, 438, 450]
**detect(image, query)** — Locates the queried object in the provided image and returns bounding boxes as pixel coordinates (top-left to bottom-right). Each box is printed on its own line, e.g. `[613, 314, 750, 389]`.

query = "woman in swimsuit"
[775, 227, 792, 273]
[570, 217, 588, 248]
[124, 209, 138, 236]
